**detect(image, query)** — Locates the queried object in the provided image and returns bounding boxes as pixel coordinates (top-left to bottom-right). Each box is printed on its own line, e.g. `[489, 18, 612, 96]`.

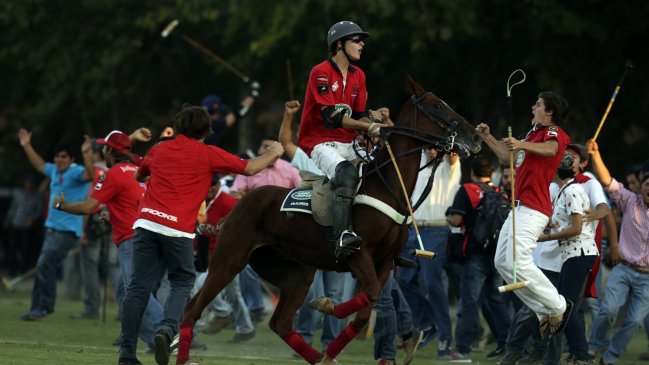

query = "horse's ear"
[405, 74, 425, 96]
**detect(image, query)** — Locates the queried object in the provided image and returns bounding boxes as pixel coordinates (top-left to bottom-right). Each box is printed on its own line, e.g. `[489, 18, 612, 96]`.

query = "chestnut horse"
[176, 76, 481, 365]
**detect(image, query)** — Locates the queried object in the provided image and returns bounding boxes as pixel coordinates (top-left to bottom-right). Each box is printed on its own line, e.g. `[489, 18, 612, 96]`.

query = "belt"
[46, 228, 77, 236]
[621, 260, 649, 274]
[417, 220, 448, 227]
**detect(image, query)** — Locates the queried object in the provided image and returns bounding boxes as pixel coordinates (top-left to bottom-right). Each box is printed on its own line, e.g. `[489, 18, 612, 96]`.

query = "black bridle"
[361, 92, 465, 217]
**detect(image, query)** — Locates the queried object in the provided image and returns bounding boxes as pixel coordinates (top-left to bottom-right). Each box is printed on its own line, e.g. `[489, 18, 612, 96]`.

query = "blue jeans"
[588, 264, 649, 364]
[196, 272, 254, 335]
[28, 229, 79, 315]
[240, 265, 264, 311]
[455, 254, 511, 353]
[397, 226, 452, 343]
[119, 229, 196, 359]
[116, 237, 164, 350]
[296, 270, 346, 348]
[374, 275, 415, 360]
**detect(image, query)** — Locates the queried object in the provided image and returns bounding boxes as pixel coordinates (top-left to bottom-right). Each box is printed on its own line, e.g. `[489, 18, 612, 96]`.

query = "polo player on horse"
[297, 20, 385, 261]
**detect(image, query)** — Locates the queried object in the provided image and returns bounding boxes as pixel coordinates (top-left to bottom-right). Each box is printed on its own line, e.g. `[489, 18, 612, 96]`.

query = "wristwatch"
[55, 201, 62, 210]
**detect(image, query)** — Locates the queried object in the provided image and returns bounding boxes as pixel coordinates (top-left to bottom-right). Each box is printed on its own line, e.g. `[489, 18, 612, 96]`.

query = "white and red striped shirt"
[606, 178, 649, 267]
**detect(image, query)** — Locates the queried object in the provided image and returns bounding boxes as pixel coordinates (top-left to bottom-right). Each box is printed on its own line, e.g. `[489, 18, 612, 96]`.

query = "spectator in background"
[196, 176, 256, 343]
[499, 164, 513, 197]
[3, 174, 43, 276]
[201, 91, 256, 147]
[626, 169, 642, 194]
[446, 156, 511, 361]
[52, 129, 163, 354]
[397, 146, 461, 360]
[17, 129, 95, 321]
[586, 139, 649, 365]
[230, 136, 302, 325]
[71, 139, 114, 320]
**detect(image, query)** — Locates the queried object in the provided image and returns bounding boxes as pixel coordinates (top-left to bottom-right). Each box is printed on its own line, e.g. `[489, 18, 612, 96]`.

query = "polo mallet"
[592, 60, 633, 141]
[161, 19, 252, 84]
[384, 140, 436, 259]
[1, 246, 81, 291]
[498, 68, 530, 293]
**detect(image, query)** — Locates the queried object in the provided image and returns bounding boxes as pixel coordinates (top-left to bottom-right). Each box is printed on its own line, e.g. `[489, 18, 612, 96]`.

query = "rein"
[359, 92, 461, 216]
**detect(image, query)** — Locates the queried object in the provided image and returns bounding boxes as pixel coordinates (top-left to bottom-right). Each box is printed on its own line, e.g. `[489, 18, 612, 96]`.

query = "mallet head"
[498, 280, 530, 293]
[161, 19, 179, 38]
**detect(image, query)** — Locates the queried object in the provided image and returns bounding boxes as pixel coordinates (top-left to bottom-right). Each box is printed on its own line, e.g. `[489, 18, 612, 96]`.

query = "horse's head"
[392, 75, 481, 158]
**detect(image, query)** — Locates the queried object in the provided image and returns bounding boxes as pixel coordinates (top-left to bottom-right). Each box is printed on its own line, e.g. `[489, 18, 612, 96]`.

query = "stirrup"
[335, 230, 362, 262]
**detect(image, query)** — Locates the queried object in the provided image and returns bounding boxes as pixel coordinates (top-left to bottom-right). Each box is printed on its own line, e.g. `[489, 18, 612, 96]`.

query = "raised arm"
[18, 128, 45, 174]
[278, 100, 301, 160]
[52, 192, 101, 215]
[129, 128, 153, 143]
[585, 139, 612, 187]
[475, 123, 509, 162]
[243, 142, 284, 176]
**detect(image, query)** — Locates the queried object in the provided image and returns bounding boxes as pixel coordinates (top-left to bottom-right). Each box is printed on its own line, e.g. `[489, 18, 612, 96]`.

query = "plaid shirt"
[606, 178, 649, 267]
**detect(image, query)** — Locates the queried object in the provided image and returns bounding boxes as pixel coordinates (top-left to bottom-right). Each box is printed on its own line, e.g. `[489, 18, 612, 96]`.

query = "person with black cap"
[201, 93, 256, 146]
[297, 20, 385, 261]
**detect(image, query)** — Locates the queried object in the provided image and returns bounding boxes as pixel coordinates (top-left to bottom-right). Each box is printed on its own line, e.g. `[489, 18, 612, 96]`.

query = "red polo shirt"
[136, 135, 248, 234]
[515, 124, 570, 217]
[91, 162, 144, 245]
[298, 59, 368, 156]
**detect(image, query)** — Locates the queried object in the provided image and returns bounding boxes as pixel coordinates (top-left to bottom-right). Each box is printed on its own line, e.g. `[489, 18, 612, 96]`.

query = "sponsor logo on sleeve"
[94, 183, 103, 190]
[316, 73, 329, 95]
[547, 125, 558, 137]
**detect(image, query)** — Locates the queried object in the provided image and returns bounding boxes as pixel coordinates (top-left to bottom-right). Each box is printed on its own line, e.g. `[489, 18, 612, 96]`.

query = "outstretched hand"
[18, 128, 32, 146]
[268, 141, 284, 158]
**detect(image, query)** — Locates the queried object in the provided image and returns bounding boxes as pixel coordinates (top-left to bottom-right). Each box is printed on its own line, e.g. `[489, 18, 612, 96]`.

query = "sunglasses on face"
[347, 35, 364, 43]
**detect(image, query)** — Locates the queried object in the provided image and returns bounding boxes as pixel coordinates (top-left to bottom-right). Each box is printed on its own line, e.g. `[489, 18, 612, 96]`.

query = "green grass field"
[1, 281, 648, 365]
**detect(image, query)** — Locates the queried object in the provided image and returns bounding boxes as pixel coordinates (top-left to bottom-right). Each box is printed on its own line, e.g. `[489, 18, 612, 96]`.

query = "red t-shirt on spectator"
[298, 59, 368, 156]
[135, 135, 248, 234]
[204, 189, 238, 255]
[515, 124, 570, 217]
[91, 162, 144, 245]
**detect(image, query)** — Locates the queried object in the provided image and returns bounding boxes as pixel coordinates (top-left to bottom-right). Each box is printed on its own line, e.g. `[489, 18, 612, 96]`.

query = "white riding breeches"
[311, 141, 369, 179]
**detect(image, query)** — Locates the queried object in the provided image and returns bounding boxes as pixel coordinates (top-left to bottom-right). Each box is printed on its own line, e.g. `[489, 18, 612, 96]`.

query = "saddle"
[280, 170, 412, 227]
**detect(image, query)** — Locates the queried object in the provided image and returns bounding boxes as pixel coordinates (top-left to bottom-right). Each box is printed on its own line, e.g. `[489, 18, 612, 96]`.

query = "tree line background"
[1, 0, 647, 186]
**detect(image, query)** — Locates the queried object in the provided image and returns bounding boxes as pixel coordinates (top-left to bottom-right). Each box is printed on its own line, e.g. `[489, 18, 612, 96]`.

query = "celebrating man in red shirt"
[122, 105, 282, 365]
[297, 20, 384, 261]
[475, 92, 571, 339]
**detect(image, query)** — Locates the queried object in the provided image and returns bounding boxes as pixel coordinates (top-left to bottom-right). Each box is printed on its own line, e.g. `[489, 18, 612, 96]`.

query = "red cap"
[97, 130, 132, 152]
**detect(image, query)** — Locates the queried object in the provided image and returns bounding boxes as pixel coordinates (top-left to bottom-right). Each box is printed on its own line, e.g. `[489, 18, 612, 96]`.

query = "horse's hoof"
[316, 354, 339, 365]
[309, 296, 334, 314]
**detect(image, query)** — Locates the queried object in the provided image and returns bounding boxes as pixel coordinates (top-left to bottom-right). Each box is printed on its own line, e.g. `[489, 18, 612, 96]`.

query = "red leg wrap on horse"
[333, 292, 370, 318]
[282, 331, 322, 364]
[176, 324, 193, 364]
[326, 322, 363, 359]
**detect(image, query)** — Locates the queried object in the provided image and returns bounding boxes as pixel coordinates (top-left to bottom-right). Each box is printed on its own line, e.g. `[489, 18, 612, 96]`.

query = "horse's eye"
[434, 104, 443, 110]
